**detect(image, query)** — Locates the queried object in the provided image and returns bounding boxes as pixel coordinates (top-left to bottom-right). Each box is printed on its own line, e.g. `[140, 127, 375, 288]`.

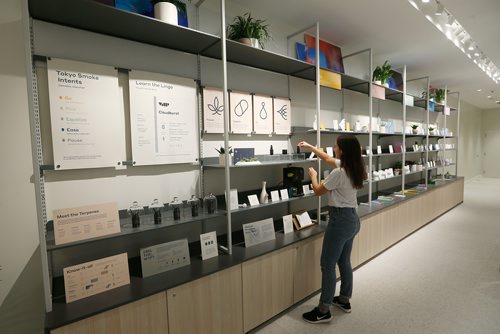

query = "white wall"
[457, 100, 483, 179]
[482, 108, 500, 178]
[0, 0, 45, 333]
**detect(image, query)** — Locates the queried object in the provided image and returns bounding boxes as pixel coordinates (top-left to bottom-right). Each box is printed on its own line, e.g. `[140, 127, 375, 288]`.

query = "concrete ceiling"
[231, 0, 500, 110]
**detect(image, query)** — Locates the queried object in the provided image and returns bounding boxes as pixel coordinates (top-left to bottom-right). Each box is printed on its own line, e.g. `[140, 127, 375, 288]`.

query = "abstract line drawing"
[276, 104, 288, 120]
[234, 99, 249, 117]
[207, 96, 223, 116]
[259, 102, 268, 120]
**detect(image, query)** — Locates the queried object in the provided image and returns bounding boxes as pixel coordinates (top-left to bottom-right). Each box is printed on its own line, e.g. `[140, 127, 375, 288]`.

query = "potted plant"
[227, 13, 271, 49]
[216, 146, 233, 166]
[428, 126, 435, 135]
[150, 0, 190, 25]
[372, 60, 393, 87]
[434, 88, 446, 104]
[411, 124, 419, 134]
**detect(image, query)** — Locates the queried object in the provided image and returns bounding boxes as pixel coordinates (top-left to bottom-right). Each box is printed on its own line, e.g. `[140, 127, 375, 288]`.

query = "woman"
[300, 134, 366, 324]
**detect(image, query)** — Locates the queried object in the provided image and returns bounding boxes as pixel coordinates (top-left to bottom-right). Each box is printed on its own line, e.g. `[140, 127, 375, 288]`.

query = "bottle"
[203, 193, 218, 214]
[270, 145, 274, 155]
[170, 197, 182, 221]
[188, 195, 200, 217]
[259, 181, 269, 204]
[129, 201, 142, 228]
[150, 198, 162, 225]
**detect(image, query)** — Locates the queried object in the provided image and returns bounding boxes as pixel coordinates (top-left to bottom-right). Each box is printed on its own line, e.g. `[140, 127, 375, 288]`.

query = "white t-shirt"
[323, 163, 358, 208]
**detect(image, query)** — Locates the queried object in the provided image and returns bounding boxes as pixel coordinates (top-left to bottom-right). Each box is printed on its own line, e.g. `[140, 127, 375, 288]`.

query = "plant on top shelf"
[372, 60, 393, 87]
[411, 124, 419, 134]
[428, 126, 435, 135]
[226, 13, 271, 49]
[150, 0, 191, 25]
[433, 88, 446, 104]
[215, 146, 233, 154]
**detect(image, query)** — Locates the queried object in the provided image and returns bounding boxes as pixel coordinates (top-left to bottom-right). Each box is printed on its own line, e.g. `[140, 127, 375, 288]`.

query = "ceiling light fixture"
[435, 2, 444, 15]
[477, 89, 482, 92]
[408, 0, 500, 84]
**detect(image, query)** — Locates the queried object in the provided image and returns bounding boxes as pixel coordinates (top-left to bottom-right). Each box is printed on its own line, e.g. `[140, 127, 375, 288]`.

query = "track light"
[422, 0, 430, 3]
[435, 2, 444, 15]
[445, 15, 454, 27]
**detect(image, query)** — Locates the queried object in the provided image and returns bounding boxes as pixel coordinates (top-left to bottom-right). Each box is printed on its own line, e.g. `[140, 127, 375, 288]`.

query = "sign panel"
[273, 97, 291, 135]
[53, 202, 120, 245]
[230, 91, 253, 134]
[63, 253, 130, 303]
[140, 239, 190, 278]
[252, 94, 273, 134]
[47, 58, 125, 169]
[200, 231, 218, 260]
[243, 218, 276, 248]
[203, 87, 225, 133]
[129, 70, 197, 165]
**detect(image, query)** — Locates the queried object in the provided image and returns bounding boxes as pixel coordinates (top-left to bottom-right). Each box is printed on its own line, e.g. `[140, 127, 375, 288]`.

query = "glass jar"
[170, 197, 183, 221]
[203, 193, 217, 215]
[150, 198, 163, 225]
[129, 201, 142, 228]
[187, 195, 200, 217]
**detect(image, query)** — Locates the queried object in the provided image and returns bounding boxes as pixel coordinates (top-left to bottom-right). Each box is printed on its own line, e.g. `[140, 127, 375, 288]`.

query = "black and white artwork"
[230, 91, 253, 134]
[273, 97, 292, 134]
[253, 94, 273, 134]
[203, 87, 225, 133]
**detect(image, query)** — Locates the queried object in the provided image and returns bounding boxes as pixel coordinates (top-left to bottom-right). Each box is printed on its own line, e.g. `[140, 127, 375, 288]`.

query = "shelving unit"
[24, 0, 461, 329]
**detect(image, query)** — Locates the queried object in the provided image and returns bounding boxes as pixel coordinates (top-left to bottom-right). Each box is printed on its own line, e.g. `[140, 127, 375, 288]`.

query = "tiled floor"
[255, 177, 500, 334]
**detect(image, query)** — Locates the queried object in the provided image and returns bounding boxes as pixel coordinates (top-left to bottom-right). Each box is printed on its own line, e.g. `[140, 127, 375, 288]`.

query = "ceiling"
[231, 0, 500, 109]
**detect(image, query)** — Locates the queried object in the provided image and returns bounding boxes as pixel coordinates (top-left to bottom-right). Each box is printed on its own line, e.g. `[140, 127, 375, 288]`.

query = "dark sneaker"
[302, 307, 332, 324]
[332, 296, 351, 313]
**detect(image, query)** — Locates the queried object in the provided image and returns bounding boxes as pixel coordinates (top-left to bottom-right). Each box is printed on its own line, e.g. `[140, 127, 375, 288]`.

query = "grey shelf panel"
[203, 39, 314, 76]
[29, 0, 220, 55]
[204, 159, 316, 169]
[230, 193, 317, 214]
[363, 153, 403, 158]
[291, 127, 405, 137]
[45, 211, 225, 251]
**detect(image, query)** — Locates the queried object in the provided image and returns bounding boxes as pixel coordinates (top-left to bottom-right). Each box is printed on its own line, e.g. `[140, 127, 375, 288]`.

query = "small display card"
[302, 184, 310, 195]
[389, 145, 394, 154]
[140, 239, 190, 278]
[296, 211, 314, 228]
[326, 147, 334, 157]
[270, 190, 280, 202]
[283, 214, 294, 234]
[225, 188, 239, 210]
[243, 218, 276, 248]
[200, 231, 218, 260]
[53, 202, 120, 245]
[248, 194, 260, 207]
[63, 253, 130, 303]
[377, 145, 382, 154]
[280, 189, 289, 200]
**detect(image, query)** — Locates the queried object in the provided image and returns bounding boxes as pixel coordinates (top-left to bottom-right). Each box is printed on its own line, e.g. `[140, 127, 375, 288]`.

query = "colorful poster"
[252, 94, 273, 134]
[230, 91, 253, 134]
[47, 58, 125, 170]
[129, 70, 198, 165]
[53, 202, 120, 245]
[273, 97, 291, 135]
[63, 253, 130, 303]
[203, 87, 225, 133]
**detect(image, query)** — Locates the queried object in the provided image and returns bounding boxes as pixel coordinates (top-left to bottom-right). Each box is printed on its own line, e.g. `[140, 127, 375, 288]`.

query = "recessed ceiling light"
[422, 0, 430, 3]
[477, 89, 482, 92]
[474, 52, 480, 57]
[468, 44, 474, 51]
[435, 2, 444, 15]
[487, 95, 492, 99]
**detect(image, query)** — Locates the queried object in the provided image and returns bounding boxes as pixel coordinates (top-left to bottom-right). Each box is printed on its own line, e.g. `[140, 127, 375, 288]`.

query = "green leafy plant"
[372, 60, 393, 84]
[226, 13, 271, 49]
[150, 0, 191, 12]
[411, 124, 418, 130]
[434, 88, 446, 103]
[240, 157, 259, 162]
[215, 146, 233, 154]
[428, 127, 435, 132]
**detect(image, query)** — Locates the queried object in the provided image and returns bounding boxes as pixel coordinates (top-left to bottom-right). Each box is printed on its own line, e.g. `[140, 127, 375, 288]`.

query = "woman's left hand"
[308, 167, 318, 180]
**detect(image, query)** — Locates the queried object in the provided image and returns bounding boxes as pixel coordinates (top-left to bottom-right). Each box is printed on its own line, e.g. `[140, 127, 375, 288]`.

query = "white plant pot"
[412, 128, 418, 134]
[374, 80, 382, 85]
[219, 154, 232, 166]
[238, 38, 260, 48]
[154, 2, 178, 25]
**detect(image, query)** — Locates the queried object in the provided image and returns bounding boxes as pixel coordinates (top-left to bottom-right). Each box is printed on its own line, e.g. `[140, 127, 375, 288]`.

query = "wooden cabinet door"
[167, 265, 243, 334]
[51, 292, 168, 334]
[293, 234, 324, 303]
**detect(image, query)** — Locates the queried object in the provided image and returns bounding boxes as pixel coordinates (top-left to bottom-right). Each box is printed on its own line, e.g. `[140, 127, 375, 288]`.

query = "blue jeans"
[319, 207, 361, 305]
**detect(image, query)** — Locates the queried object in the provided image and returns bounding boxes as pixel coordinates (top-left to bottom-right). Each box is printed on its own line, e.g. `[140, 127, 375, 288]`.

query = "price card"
[388, 145, 394, 154]
[377, 145, 382, 154]
[248, 194, 260, 207]
[243, 218, 276, 247]
[302, 184, 310, 195]
[283, 214, 294, 234]
[270, 190, 280, 202]
[280, 189, 289, 200]
[200, 231, 218, 260]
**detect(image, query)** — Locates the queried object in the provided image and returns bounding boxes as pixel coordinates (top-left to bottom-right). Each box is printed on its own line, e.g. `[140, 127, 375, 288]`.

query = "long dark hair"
[337, 134, 367, 189]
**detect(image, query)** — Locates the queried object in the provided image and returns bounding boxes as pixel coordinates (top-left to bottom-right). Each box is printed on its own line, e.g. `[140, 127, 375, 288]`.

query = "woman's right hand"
[298, 141, 313, 149]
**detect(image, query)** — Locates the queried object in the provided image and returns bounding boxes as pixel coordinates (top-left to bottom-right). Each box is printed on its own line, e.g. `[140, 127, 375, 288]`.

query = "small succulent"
[215, 146, 233, 154]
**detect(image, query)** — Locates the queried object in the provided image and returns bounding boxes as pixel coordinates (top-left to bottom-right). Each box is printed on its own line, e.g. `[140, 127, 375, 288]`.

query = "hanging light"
[435, 2, 444, 15]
